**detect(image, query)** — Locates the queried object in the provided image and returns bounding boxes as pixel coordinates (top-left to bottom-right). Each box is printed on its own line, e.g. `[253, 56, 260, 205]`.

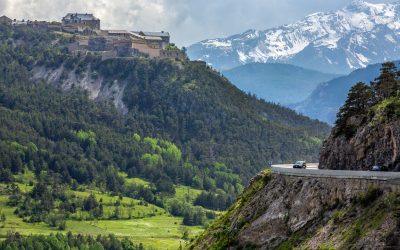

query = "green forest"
[0, 24, 330, 248]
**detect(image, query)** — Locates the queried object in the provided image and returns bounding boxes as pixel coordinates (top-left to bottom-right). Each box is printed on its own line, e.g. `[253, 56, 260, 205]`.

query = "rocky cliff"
[318, 61, 400, 171]
[31, 65, 129, 115]
[320, 120, 400, 171]
[190, 170, 400, 249]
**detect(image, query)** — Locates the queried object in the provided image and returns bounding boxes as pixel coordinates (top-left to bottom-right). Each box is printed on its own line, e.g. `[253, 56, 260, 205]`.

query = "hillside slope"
[188, 0, 400, 74]
[190, 170, 400, 249]
[0, 24, 329, 186]
[223, 63, 338, 105]
[0, 24, 331, 247]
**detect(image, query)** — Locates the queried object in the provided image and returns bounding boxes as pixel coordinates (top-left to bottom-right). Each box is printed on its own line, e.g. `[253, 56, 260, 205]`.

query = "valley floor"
[0, 173, 207, 250]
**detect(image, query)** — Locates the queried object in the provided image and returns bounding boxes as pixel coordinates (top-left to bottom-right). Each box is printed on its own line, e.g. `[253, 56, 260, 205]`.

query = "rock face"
[191, 171, 400, 249]
[320, 120, 400, 171]
[31, 65, 129, 115]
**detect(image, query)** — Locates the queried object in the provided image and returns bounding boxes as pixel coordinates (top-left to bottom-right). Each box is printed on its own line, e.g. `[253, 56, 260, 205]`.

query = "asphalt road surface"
[270, 163, 400, 180]
[272, 163, 319, 170]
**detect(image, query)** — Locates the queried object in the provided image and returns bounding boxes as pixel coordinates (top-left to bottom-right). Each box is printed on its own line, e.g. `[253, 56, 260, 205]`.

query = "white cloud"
[0, 0, 394, 46]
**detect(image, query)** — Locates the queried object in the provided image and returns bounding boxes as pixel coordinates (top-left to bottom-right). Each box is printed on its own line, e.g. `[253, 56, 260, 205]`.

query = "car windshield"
[295, 161, 303, 164]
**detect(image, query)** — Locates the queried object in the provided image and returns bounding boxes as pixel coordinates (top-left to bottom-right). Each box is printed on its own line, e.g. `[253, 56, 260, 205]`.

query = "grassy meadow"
[0, 171, 208, 249]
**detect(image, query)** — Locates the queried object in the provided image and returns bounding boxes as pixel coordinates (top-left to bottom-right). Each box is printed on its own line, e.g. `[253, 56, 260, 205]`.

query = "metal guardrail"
[270, 167, 400, 181]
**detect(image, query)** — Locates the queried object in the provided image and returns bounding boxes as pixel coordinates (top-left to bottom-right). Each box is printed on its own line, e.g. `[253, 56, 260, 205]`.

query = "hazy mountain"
[290, 62, 398, 124]
[188, 0, 400, 74]
[222, 63, 339, 105]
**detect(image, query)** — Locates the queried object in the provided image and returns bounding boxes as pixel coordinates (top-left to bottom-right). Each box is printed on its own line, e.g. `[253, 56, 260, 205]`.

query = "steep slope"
[291, 62, 386, 124]
[188, 0, 400, 74]
[223, 63, 338, 105]
[190, 170, 400, 249]
[0, 24, 330, 187]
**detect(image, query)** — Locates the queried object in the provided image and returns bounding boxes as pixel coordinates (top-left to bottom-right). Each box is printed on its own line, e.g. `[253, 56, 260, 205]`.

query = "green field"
[0, 173, 208, 249]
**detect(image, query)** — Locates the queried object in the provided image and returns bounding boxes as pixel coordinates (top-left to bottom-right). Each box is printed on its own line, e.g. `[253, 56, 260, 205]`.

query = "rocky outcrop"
[190, 170, 400, 249]
[319, 120, 400, 171]
[31, 65, 128, 115]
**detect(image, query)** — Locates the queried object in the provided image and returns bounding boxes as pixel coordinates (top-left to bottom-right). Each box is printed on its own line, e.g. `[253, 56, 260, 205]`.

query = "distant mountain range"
[188, 0, 400, 74]
[290, 62, 400, 124]
[222, 63, 339, 105]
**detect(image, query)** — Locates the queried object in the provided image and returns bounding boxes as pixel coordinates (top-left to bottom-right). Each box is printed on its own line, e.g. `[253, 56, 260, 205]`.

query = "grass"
[119, 172, 151, 187]
[119, 172, 205, 207]
[173, 185, 203, 204]
[340, 203, 387, 248]
[275, 229, 309, 250]
[0, 173, 210, 249]
[12, 170, 36, 185]
[0, 191, 203, 249]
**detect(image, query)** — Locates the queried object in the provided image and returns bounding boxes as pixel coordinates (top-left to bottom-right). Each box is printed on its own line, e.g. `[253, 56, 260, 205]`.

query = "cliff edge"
[320, 62, 400, 171]
[189, 170, 400, 249]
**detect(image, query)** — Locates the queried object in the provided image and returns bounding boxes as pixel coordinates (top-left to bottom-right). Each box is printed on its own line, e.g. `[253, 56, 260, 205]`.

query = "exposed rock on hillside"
[32, 65, 129, 115]
[190, 170, 400, 249]
[320, 120, 400, 171]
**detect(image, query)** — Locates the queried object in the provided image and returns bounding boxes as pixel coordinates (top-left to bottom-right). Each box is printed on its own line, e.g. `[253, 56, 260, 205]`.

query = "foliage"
[275, 229, 309, 250]
[0, 232, 144, 250]
[166, 198, 213, 226]
[75, 129, 97, 148]
[0, 23, 328, 195]
[372, 97, 400, 122]
[334, 62, 400, 137]
[194, 191, 234, 211]
[331, 210, 345, 224]
[165, 43, 180, 51]
[335, 82, 373, 137]
[0, 24, 330, 246]
[83, 193, 104, 218]
[355, 186, 382, 207]
[93, 49, 329, 184]
[371, 62, 400, 101]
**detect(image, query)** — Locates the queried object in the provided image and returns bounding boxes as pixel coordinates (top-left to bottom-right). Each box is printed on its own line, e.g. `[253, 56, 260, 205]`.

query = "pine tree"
[371, 62, 400, 100]
[0, 213, 6, 228]
[335, 82, 373, 135]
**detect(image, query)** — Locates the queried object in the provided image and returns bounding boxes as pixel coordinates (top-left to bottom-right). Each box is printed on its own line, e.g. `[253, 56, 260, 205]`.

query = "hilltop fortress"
[1, 13, 186, 61]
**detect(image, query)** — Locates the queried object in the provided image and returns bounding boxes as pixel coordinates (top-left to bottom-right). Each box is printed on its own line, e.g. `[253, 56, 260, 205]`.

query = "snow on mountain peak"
[188, 1, 400, 73]
[346, 0, 369, 10]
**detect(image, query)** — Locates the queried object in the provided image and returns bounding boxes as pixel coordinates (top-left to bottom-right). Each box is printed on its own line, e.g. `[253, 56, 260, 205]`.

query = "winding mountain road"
[271, 163, 400, 181]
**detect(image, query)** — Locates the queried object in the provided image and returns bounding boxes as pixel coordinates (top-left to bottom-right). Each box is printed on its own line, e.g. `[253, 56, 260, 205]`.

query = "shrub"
[331, 210, 345, 224]
[357, 186, 382, 207]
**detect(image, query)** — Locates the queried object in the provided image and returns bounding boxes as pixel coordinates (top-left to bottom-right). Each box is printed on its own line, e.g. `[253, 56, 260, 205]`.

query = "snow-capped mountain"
[188, 0, 400, 74]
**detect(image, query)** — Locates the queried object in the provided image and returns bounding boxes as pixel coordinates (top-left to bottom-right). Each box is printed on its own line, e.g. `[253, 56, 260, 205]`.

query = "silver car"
[293, 161, 307, 169]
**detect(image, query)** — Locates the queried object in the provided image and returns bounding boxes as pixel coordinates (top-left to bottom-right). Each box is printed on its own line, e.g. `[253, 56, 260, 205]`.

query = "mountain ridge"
[222, 62, 339, 105]
[188, 0, 400, 74]
[291, 61, 400, 124]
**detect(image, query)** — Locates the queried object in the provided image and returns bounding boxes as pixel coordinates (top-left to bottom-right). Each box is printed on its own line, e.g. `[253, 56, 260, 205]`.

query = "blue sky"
[0, 0, 394, 46]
